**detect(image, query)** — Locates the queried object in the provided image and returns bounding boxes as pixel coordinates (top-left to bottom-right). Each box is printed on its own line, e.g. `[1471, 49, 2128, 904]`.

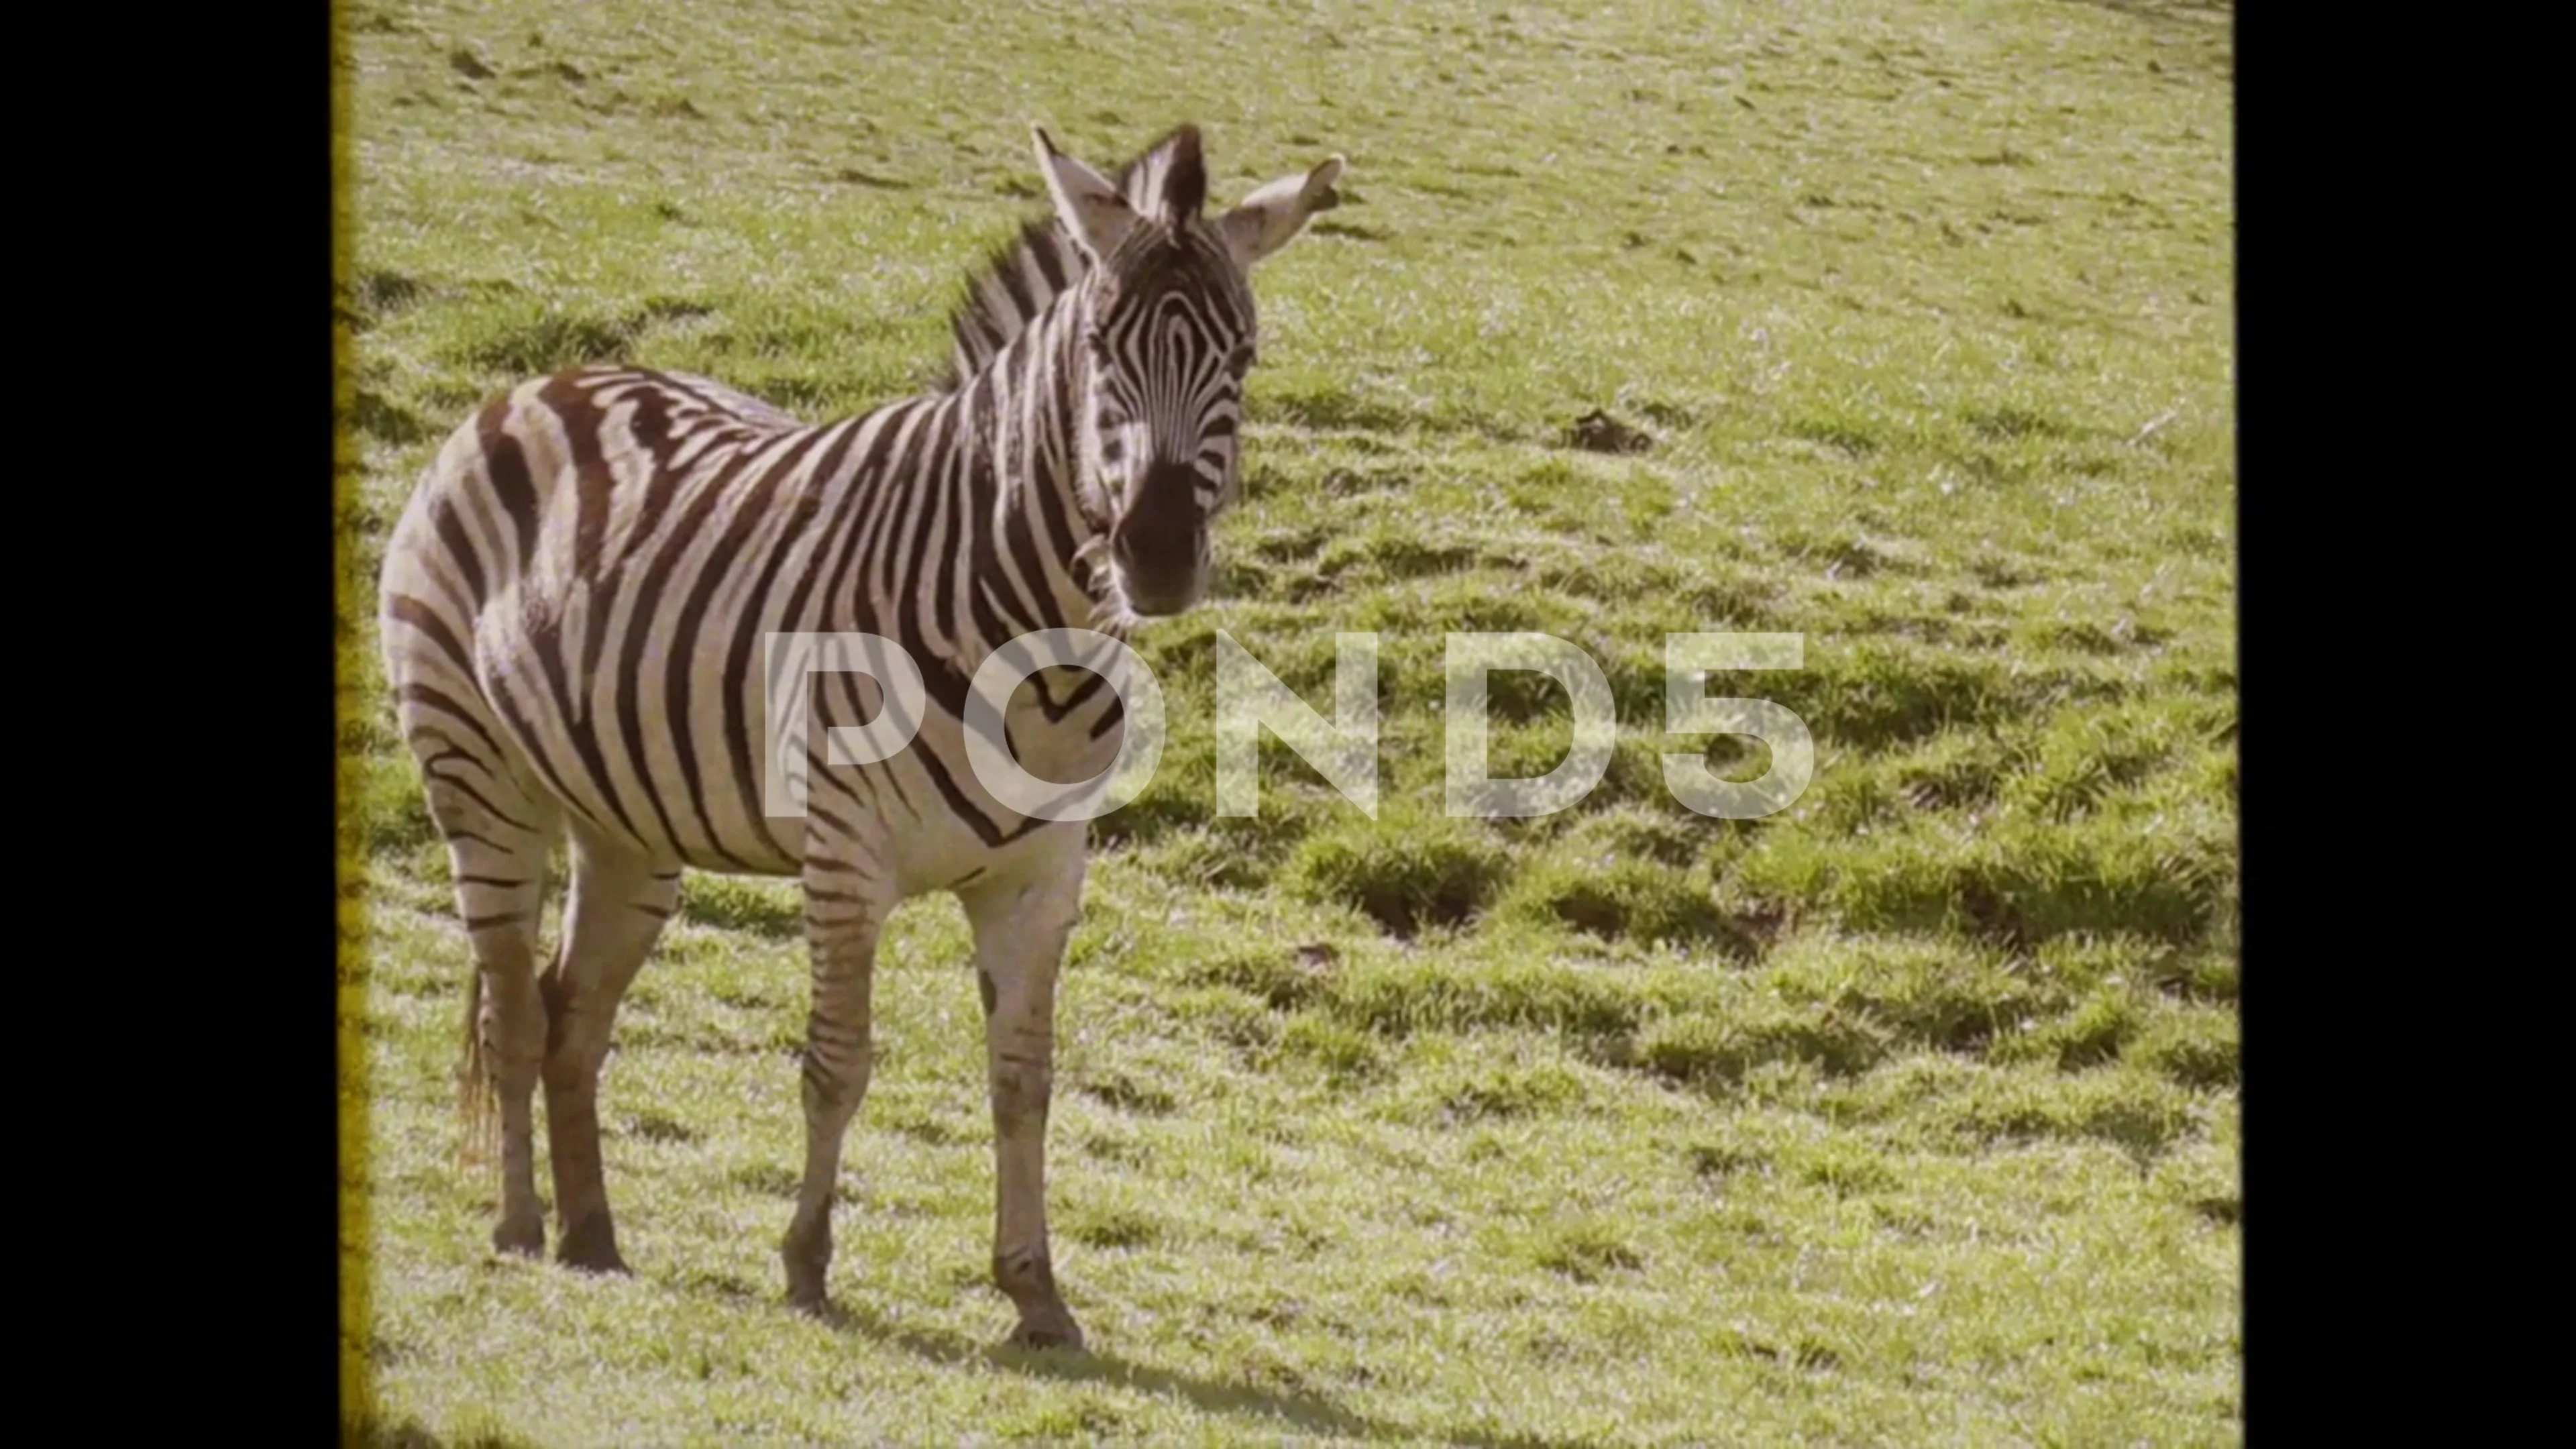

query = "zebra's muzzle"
[1110, 464, 1210, 616]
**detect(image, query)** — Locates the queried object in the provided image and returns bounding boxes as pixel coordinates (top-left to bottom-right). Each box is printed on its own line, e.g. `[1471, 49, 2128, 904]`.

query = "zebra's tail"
[455, 968, 498, 1170]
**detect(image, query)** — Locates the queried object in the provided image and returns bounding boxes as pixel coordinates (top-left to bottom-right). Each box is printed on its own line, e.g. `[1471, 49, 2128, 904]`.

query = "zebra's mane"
[938, 126, 1203, 392]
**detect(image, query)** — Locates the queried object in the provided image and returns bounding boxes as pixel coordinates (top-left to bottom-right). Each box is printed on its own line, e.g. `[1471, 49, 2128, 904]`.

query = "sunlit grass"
[339, 0, 2237, 1442]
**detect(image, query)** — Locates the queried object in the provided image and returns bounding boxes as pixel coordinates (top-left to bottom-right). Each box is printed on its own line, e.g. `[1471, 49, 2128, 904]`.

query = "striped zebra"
[376, 123, 1344, 1347]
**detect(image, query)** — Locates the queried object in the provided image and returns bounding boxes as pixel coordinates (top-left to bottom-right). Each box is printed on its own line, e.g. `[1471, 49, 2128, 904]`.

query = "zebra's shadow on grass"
[824, 1301, 1587, 1449]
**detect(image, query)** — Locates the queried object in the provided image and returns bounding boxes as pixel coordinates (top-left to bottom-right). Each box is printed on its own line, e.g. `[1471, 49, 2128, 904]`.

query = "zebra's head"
[1032, 125, 1345, 618]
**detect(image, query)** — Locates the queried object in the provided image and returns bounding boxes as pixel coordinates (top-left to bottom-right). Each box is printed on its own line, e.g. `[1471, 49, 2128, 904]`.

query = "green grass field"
[335, 1, 2237, 1442]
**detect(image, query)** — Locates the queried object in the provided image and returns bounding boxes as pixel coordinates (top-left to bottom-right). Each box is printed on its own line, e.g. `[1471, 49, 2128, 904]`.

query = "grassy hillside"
[337, 1, 2238, 1443]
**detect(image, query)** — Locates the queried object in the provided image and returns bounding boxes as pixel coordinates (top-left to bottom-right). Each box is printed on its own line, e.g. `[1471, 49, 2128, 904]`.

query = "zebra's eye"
[1226, 344, 1256, 378]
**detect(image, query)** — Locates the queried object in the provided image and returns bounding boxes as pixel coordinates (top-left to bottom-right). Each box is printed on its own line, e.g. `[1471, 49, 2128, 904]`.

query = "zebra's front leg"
[780, 852, 890, 1314]
[960, 842, 1088, 1350]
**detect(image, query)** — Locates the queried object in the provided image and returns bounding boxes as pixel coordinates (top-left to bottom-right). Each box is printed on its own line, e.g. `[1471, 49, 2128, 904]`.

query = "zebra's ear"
[1032, 125, 1139, 264]
[1217, 154, 1347, 270]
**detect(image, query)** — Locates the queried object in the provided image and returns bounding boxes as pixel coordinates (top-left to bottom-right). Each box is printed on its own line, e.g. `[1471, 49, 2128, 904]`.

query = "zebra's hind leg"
[960, 839, 1088, 1352]
[427, 780, 557, 1260]
[537, 827, 681, 1275]
[780, 848, 892, 1313]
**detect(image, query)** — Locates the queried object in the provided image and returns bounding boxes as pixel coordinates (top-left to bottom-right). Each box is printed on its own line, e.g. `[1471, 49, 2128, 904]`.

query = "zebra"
[376, 123, 1344, 1348]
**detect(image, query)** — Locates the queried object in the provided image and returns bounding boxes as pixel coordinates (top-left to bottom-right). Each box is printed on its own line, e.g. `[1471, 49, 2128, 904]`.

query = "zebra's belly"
[823, 705, 1109, 898]
[600, 698, 1104, 900]
[470, 586, 1117, 896]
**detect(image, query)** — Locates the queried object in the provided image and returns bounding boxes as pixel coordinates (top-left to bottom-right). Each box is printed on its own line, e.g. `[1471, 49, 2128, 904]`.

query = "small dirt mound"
[1565, 409, 1652, 454]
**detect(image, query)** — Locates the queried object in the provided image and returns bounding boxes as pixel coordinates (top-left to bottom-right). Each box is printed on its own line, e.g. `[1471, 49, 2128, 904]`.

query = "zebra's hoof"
[1008, 1311, 1086, 1353]
[557, 1213, 629, 1275]
[492, 1215, 545, 1259]
[783, 1241, 832, 1316]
